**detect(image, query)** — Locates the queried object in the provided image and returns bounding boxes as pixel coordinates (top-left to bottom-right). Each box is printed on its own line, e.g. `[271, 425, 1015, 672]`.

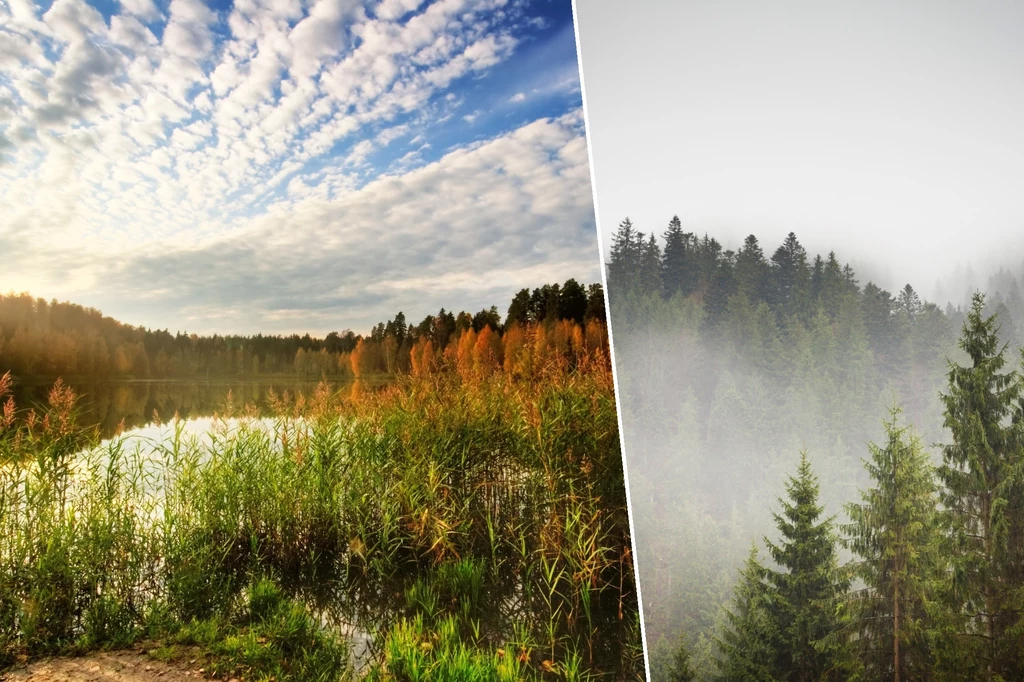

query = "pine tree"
[843, 404, 945, 682]
[641, 232, 664, 294]
[609, 217, 641, 294]
[506, 288, 532, 327]
[715, 545, 782, 682]
[697, 234, 723, 294]
[896, 284, 922, 320]
[936, 292, 1024, 680]
[662, 215, 689, 298]
[764, 452, 851, 682]
[735, 235, 769, 302]
[702, 251, 736, 339]
[768, 233, 809, 316]
[819, 252, 844, 318]
[667, 629, 698, 682]
[585, 283, 606, 322]
[557, 278, 589, 324]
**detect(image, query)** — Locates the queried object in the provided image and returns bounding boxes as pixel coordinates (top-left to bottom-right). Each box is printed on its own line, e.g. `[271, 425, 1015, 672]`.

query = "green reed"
[0, 366, 642, 680]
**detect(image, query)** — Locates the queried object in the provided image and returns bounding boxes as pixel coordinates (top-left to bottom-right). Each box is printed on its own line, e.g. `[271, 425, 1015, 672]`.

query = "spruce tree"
[667, 629, 698, 682]
[735, 234, 769, 302]
[715, 545, 783, 682]
[609, 217, 641, 294]
[768, 232, 808, 316]
[843, 404, 945, 682]
[662, 215, 688, 298]
[697, 234, 723, 294]
[702, 251, 736, 339]
[936, 292, 1024, 680]
[641, 232, 664, 294]
[764, 452, 850, 682]
[819, 252, 844, 318]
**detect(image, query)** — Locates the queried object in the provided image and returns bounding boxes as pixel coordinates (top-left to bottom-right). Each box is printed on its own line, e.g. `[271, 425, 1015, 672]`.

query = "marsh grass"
[0, 357, 642, 681]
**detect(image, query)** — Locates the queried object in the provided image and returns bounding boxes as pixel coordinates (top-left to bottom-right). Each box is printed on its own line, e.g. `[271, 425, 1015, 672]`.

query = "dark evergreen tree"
[609, 217, 642, 293]
[768, 233, 809, 317]
[764, 452, 851, 682]
[667, 629, 697, 682]
[662, 215, 689, 298]
[471, 306, 501, 332]
[735, 235, 770, 302]
[585, 283, 607, 322]
[819, 252, 844, 317]
[641, 232, 664, 294]
[896, 284, 923, 320]
[697, 234, 723, 294]
[702, 250, 736, 338]
[557, 278, 589, 324]
[843, 405, 945, 682]
[506, 288, 532, 327]
[936, 293, 1024, 680]
[714, 545, 782, 682]
[862, 282, 897, 366]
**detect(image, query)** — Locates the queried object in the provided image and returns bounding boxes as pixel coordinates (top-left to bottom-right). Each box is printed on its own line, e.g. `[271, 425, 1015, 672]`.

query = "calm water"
[9, 377, 389, 439]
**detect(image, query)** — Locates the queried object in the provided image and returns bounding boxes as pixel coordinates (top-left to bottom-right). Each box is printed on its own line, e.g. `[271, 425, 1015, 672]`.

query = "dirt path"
[1, 651, 220, 682]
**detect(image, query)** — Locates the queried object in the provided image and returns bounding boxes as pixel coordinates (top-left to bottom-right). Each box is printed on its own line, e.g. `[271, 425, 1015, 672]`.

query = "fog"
[575, 0, 1024, 298]
[573, 1, 1024, 678]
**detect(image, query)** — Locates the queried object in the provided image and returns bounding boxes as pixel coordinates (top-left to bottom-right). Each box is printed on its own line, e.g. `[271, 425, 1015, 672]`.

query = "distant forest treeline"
[0, 279, 607, 380]
[603, 216, 1024, 679]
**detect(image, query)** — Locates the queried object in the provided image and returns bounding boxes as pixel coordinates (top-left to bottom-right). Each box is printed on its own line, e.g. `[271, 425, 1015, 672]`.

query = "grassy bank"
[0, 353, 642, 680]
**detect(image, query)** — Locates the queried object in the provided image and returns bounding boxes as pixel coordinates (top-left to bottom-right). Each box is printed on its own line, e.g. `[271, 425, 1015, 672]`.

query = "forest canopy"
[604, 215, 1024, 680]
[0, 279, 606, 380]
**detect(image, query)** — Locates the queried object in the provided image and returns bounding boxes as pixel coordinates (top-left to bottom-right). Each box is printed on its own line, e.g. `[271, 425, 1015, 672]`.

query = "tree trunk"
[894, 574, 901, 682]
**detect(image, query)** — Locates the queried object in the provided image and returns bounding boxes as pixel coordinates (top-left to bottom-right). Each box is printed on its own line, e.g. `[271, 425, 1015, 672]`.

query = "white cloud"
[119, 0, 161, 22]
[0, 0, 591, 333]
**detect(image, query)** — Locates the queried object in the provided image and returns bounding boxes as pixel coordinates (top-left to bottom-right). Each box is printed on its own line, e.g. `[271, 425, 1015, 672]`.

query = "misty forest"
[0, 281, 643, 682]
[606, 217, 1024, 681]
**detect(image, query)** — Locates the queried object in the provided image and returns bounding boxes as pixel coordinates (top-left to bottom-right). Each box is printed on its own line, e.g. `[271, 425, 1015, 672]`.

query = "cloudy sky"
[0, 0, 599, 335]
[576, 0, 1024, 301]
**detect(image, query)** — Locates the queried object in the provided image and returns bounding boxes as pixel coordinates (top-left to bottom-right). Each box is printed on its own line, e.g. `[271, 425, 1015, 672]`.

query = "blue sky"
[0, 0, 600, 335]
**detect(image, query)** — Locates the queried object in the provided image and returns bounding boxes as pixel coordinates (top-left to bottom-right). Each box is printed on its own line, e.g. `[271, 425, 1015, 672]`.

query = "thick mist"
[575, 0, 1024, 298]
[603, 227, 1024, 679]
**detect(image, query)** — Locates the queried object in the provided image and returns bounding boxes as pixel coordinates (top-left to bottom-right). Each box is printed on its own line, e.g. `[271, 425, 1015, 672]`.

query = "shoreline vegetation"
[0, 288, 643, 681]
[0, 279, 606, 383]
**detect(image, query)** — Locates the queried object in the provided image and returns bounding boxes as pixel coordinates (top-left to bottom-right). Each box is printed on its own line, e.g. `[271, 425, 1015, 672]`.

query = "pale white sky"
[575, 0, 1024, 300]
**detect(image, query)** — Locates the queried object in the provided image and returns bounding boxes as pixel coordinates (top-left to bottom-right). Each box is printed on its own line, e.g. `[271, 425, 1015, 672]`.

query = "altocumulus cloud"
[0, 0, 596, 334]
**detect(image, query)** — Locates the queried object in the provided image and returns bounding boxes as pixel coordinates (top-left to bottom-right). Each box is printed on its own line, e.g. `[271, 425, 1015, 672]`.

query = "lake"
[8, 377, 392, 439]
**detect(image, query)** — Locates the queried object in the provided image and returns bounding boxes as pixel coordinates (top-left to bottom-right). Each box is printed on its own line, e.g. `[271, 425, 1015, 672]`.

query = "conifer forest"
[606, 217, 1024, 681]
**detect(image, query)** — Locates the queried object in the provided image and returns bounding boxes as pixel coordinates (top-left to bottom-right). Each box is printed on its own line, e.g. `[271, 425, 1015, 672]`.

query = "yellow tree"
[473, 326, 502, 377]
[350, 339, 366, 378]
[502, 324, 529, 375]
[456, 329, 477, 380]
[584, 319, 608, 359]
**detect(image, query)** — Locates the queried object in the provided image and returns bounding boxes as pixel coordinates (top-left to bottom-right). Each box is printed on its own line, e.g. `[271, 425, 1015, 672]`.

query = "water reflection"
[10, 378, 387, 439]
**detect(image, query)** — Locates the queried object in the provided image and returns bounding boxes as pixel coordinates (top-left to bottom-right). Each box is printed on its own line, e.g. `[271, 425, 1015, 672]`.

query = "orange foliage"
[502, 324, 529, 375]
[455, 329, 477, 380]
[410, 338, 436, 377]
[350, 338, 366, 377]
[473, 326, 502, 377]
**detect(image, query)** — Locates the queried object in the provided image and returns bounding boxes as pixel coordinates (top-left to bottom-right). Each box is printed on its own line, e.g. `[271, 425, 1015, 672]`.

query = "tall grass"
[0, 356, 642, 681]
